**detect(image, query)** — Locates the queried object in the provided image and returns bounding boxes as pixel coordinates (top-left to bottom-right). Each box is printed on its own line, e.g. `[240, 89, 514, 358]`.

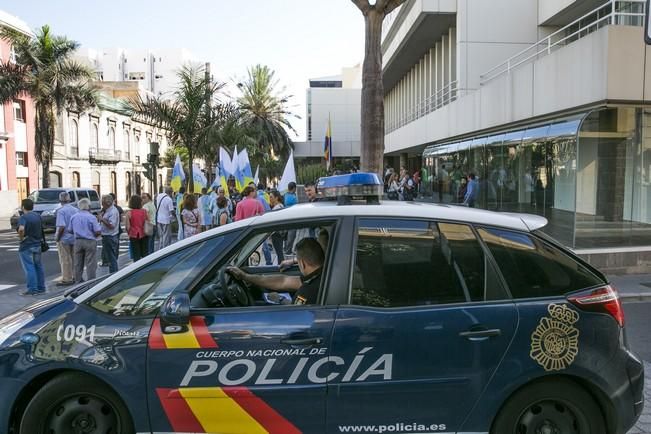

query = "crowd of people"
[16, 175, 308, 295]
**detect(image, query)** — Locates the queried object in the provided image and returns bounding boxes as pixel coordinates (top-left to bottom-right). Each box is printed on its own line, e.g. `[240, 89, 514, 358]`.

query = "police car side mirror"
[160, 292, 190, 333]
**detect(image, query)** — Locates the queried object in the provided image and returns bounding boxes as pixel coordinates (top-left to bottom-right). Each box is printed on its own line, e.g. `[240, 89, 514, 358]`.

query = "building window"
[9, 46, 16, 63]
[111, 171, 117, 197]
[92, 171, 101, 196]
[125, 172, 132, 199]
[91, 123, 99, 151]
[70, 119, 79, 157]
[124, 130, 130, 160]
[13, 100, 25, 122]
[128, 72, 145, 80]
[72, 171, 81, 188]
[49, 171, 62, 188]
[16, 152, 27, 167]
[109, 127, 116, 151]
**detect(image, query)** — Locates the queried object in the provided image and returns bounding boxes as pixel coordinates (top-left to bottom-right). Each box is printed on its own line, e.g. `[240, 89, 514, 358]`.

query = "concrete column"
[400, 153, 408, 170]
[435, 41, 443, 104]
[424, 52, 430, 105]
[442, 34, 449, 90]
[449, 28, 457, 89]
[429, 47, 435, 104]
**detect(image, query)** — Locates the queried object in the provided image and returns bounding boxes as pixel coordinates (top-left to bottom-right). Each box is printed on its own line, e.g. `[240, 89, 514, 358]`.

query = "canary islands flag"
[219, 147, 233, 197]
[324, 115, 332, 171]
[238, 148, 254, 187]
[171, 154, 186, 192]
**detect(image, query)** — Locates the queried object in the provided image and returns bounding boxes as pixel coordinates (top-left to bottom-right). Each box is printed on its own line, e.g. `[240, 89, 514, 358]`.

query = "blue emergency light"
[317, 172, 383, 205]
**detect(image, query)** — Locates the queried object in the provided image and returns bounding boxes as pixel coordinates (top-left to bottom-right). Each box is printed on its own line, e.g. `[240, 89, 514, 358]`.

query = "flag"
[232, 145, 244, 191]
[253, 165, 260, 185]
[209, 162, 220, 192]
[192, 164, 207, 192]
[219, 147, 233, 196]
[324, 115, 332, 171]
[278, 151, 296, 193]
[171, 154, 186, 192]
[238, 148, 254, 187]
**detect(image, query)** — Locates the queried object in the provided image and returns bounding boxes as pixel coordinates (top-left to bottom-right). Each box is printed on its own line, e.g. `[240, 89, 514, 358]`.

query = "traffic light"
[143, 162, 154, 181]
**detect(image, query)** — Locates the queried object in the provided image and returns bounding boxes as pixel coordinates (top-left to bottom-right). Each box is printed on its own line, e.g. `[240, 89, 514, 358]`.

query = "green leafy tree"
[237, 64, 299, 160]
[123, 65, 224, 193]
[0, 25, 98, 187]
[351, 0, 407, 175]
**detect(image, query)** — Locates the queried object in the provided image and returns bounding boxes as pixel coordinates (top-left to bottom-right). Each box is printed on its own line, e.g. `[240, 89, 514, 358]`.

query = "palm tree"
[0, 25, 98, 187]
[237, 64, 299, 160]
[123, 64, 225, 193]
[351, 0, 407, 175]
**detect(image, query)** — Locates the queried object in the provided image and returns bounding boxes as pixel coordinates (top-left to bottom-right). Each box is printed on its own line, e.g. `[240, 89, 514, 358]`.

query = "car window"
[477, 227, 603, 298]
[88, 190, 99, 202]
[352, 219, 500, 308]
[86, 236, 230, 316]
[67, 191, 76, 202]
[76, 190, 89, 200]
[31, 190, 64, 203]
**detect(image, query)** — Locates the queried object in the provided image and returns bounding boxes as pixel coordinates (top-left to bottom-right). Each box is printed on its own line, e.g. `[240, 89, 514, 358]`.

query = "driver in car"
[228, 238, 324, 305]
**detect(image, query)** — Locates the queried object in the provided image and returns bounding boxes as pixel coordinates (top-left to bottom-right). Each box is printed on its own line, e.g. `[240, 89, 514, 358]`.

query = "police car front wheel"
[491, 378, 606, 434]
[19, 372, 134, 434]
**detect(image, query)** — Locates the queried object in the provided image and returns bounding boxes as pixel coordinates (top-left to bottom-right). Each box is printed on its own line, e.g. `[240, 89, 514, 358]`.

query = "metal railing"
[386, 81, 477, 133]
[480, 0, 645, 85]
[89, 148, 122, 163]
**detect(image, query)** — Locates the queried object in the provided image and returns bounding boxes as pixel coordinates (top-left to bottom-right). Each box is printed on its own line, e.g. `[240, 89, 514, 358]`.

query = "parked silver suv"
[10, 188, 101, 231]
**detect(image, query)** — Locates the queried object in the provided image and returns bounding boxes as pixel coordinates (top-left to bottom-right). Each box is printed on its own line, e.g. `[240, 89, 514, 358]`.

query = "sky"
[2, 0, 366, 141]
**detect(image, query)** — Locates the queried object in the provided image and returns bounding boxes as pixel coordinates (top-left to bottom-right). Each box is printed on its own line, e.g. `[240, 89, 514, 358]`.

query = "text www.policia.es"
[338, 422, 448, 433]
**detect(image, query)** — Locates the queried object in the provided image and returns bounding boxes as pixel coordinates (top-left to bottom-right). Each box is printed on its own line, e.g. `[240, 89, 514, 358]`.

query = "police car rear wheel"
[19, 372, 134, 434]
[491, 378, 605, 434]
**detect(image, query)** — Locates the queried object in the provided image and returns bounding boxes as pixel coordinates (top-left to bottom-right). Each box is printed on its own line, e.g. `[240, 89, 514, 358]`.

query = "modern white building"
[74, 47, 197, 97]
[381, 0, 651, 272]
[294, 65, 362, 166]
[50, 82, 172, 207]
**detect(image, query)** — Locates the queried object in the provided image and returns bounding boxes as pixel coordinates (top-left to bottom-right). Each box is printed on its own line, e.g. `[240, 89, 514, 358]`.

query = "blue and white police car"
[0, 174, 644, 434]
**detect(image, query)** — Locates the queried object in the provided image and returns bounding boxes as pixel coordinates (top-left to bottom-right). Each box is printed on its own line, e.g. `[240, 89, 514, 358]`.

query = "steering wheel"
[219, 268, 254, 307]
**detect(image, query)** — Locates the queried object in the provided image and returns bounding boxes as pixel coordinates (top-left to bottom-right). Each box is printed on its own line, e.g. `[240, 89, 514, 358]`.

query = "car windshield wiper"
[65, 275, 110, 299]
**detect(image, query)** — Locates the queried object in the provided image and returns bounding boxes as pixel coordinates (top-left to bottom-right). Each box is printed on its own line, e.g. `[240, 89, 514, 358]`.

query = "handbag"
[144, 220, 155, 236]
[40, 227, 49, 253]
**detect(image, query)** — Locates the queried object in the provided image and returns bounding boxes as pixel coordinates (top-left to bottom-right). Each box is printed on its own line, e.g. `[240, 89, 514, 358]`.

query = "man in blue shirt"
[70, 198, 101, 283]
[55, 192, 77, 286]
[464, 173, 479, 208]
[283, 182, 298, 256]
[18, 198, 46, 295]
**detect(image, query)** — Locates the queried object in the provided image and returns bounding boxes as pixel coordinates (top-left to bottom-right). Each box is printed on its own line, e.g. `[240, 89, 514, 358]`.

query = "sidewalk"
[0, 254, 132, 318]
[609, 274, 651, 302]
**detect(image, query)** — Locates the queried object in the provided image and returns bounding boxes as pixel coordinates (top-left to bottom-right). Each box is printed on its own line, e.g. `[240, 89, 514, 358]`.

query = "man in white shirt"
[155, 187, 175, 249]
[98, 195, 120, 273]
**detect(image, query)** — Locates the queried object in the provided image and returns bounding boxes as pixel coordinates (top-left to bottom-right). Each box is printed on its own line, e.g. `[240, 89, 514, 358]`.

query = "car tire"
[491, 378, 606, 434]
[19, 372, 134, 434]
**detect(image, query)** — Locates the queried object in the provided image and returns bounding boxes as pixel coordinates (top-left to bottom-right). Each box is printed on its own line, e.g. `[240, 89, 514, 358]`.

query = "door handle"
[281, 337, 323, 346]
[459, 328, 501, 341]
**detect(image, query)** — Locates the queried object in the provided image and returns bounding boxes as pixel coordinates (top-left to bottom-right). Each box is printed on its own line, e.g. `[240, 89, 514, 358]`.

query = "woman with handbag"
[181, 194, 200, 239]
[125, 195, 150, 262]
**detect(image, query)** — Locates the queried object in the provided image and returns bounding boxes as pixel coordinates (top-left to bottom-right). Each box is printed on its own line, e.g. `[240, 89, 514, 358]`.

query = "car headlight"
[41, 210, 55, 217]
[0, 311, 34, 347]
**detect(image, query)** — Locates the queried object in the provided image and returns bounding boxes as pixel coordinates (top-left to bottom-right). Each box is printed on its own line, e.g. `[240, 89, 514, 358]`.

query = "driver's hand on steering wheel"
[227, 266, 246, 281]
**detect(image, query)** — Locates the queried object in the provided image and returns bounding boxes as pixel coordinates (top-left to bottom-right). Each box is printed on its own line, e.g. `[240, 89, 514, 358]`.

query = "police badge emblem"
[530, 304, 580, 371]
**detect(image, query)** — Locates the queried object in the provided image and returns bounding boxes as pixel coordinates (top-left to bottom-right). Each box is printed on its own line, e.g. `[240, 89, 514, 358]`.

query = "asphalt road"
[0, 229, 129, 290]
[623, 301, 651, 362]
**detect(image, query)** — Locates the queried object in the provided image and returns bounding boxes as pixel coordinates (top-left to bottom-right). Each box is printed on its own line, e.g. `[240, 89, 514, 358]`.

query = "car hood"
[33, 203, 61, 212]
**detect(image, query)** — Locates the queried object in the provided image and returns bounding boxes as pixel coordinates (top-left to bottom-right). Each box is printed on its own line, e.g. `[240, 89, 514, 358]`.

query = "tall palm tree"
[351, 0, 407, 175]
[124, 64, 225, 193]
[0, 25, 98, 187]
[237, 64, 299, 159]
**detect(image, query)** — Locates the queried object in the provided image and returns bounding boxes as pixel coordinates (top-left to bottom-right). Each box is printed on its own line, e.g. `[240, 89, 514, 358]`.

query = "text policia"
[182, 347, 393, 386]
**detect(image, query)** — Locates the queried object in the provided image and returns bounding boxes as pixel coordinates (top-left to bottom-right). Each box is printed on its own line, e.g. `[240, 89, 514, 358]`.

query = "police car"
[0, 173, 644, 434]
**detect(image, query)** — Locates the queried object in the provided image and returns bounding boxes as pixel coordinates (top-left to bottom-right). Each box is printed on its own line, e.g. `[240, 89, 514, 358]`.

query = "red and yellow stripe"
[157, 387, 301, 434]
[149, 316, 218, 350]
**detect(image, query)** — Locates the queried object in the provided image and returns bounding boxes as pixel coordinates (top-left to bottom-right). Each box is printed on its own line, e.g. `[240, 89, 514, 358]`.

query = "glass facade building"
[422, 106, 651, 249]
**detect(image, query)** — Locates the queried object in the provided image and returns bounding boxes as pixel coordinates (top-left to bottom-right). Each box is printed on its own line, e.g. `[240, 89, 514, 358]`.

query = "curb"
[619, 292, 651, 302]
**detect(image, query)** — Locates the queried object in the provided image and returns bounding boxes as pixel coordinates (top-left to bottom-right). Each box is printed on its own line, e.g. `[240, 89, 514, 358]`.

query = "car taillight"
[567, 285, 624, 327]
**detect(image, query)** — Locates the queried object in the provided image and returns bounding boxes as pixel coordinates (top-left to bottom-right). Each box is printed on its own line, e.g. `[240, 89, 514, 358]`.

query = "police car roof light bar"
[317, 173, 383, 205]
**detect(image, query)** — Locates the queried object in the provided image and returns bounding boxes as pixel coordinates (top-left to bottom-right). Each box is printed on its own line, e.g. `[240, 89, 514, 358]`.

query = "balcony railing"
[89, 148, 122, 163]
[480, 0, 645, 85]
[386, 81, 476, 133]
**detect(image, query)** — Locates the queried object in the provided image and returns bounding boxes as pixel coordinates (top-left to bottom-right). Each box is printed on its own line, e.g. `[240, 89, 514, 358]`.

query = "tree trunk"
[360, 10, 385, 177]
[187, 148, 194, 193]
[34, 104, 55, 188]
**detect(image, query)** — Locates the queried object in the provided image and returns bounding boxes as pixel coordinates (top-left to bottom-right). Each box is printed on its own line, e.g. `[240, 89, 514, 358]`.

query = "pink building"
[0, 10, 39, 218]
